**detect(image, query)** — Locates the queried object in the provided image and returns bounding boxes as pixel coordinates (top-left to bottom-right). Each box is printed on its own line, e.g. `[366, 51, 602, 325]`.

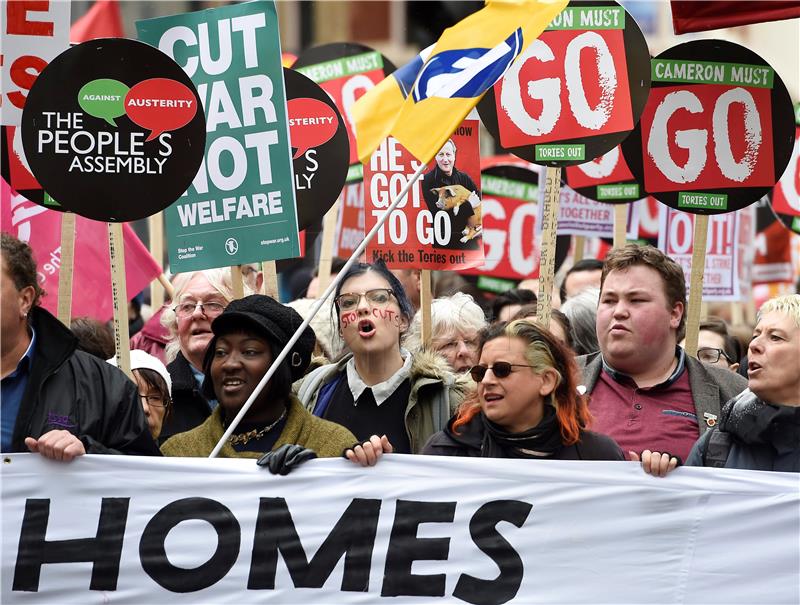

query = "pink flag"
[70, 0, 124, 42]
[2, 180, 162, 321]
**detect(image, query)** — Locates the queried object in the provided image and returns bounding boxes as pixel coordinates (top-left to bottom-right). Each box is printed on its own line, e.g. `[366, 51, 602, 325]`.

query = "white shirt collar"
[346, 349, 412, 406]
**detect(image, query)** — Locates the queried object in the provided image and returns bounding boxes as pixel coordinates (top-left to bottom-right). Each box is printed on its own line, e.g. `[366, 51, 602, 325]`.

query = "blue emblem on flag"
[411, 28, 523, 103]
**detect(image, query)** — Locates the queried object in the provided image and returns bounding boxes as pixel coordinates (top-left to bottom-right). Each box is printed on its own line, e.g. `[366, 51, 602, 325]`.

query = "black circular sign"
[285, 68, 349, 231]
[620, 39, 795, 216]
[478, 0, 651, 167]
[21, 38, 206, 222]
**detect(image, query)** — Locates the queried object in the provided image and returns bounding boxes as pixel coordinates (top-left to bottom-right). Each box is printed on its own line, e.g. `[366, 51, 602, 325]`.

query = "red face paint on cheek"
[372, 308, 397, 322]
[341, 311, 357, 328]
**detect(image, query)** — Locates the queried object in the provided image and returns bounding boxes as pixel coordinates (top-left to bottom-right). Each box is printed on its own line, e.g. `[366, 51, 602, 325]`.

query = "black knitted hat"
[204, 295, 316, 384]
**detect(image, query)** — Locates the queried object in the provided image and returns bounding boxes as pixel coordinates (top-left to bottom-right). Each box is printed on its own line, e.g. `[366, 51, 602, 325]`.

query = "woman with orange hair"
[423, 320, 623, 460]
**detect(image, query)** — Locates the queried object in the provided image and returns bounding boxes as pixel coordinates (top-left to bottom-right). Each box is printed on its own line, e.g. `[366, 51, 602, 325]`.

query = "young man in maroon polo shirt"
[576, 244, 747, 462]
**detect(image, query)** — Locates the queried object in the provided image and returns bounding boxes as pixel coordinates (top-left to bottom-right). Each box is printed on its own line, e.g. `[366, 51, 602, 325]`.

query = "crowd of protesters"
[2, 232, 798, 475]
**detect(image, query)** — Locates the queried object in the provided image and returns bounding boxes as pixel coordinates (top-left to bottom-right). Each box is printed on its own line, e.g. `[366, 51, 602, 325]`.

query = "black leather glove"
[257, 444, 317, 475]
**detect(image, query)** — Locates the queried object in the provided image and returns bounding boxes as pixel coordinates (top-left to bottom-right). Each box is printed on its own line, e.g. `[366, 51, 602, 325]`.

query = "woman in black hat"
[160, 295, 356, 467]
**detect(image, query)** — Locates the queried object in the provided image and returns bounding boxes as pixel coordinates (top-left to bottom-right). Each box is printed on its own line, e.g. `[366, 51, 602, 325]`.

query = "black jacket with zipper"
[8, 306, 159, 455]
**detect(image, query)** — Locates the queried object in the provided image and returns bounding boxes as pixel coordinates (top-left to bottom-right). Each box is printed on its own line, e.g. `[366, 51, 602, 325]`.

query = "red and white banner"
[0, 0, 71, 125]
[1, 181, 162, 320]
[658, 206, 742, 300]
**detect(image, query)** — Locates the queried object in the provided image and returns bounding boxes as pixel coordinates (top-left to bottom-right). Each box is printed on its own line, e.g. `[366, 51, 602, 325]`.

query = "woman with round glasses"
[298, 260, 470, 458]
[159, 269, 254, 444]
[422, 320, 623, 460]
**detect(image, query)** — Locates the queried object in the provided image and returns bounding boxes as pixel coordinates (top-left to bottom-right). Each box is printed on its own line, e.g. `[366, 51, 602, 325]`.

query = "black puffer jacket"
[8, 306, 159, 455]
[161, 351, 213, 444]
[422, 412, 624, 460]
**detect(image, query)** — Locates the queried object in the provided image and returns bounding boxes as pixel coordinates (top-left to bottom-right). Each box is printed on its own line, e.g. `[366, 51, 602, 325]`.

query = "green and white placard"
[137, 0, 299, 271]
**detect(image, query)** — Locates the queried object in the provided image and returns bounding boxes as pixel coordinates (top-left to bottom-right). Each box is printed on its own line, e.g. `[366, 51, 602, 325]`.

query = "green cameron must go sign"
[137, 0, 300, 271]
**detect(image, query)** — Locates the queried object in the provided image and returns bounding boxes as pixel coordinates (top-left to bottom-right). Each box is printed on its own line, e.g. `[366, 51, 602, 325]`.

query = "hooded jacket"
[297, 351, 471, 454]
[686, 389, 800, 472]
[7, 306, 159, 455]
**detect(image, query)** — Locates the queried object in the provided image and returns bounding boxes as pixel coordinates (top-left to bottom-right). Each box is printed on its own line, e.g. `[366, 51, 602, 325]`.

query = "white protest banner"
[3, 455, 798, 605]
[658, 206, 741, 300]
[0, 0, 70, 125]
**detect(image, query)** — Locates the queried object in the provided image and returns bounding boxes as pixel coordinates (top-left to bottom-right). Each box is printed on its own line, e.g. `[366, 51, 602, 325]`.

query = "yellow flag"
[353, 0, 568, 164]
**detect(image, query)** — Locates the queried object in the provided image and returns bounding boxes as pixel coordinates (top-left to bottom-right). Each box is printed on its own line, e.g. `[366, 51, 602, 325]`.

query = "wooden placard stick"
[157, 274, 175, 302]
[148, 211, 164, 309]
[730, 301, 744, 326]
[573, 235, 585, 262]
[420, 269, 432, 348]
[56, 211, 76, 327]
[317, 198, 341, 296]
[262, 260, 279, 298]
[613, 204, 627, 248]
[683, 214, 709, 358]
[108, 222, 131, 379]
[536, 166, 561, 328]
[231, 265, 244, 300]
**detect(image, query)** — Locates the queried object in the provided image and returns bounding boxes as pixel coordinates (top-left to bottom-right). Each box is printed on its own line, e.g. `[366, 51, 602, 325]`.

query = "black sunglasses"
[470, 362, 536, 382]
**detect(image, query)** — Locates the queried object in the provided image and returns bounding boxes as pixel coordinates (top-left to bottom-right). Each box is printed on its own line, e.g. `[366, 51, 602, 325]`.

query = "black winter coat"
[8, 306, 159, 455]
[161, 351, 213, 444]
[422, 413, 624, 460]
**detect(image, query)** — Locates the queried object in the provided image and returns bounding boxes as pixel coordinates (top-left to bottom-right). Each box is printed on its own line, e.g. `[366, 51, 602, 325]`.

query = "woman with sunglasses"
[423, 320, 624, 460]
[298, 260, 470, 457]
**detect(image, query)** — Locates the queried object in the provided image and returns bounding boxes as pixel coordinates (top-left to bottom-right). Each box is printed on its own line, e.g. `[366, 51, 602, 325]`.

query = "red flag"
[2, 181, 162, 322]
[671, 1, 800, 34]
[70, 0, 124, 42]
